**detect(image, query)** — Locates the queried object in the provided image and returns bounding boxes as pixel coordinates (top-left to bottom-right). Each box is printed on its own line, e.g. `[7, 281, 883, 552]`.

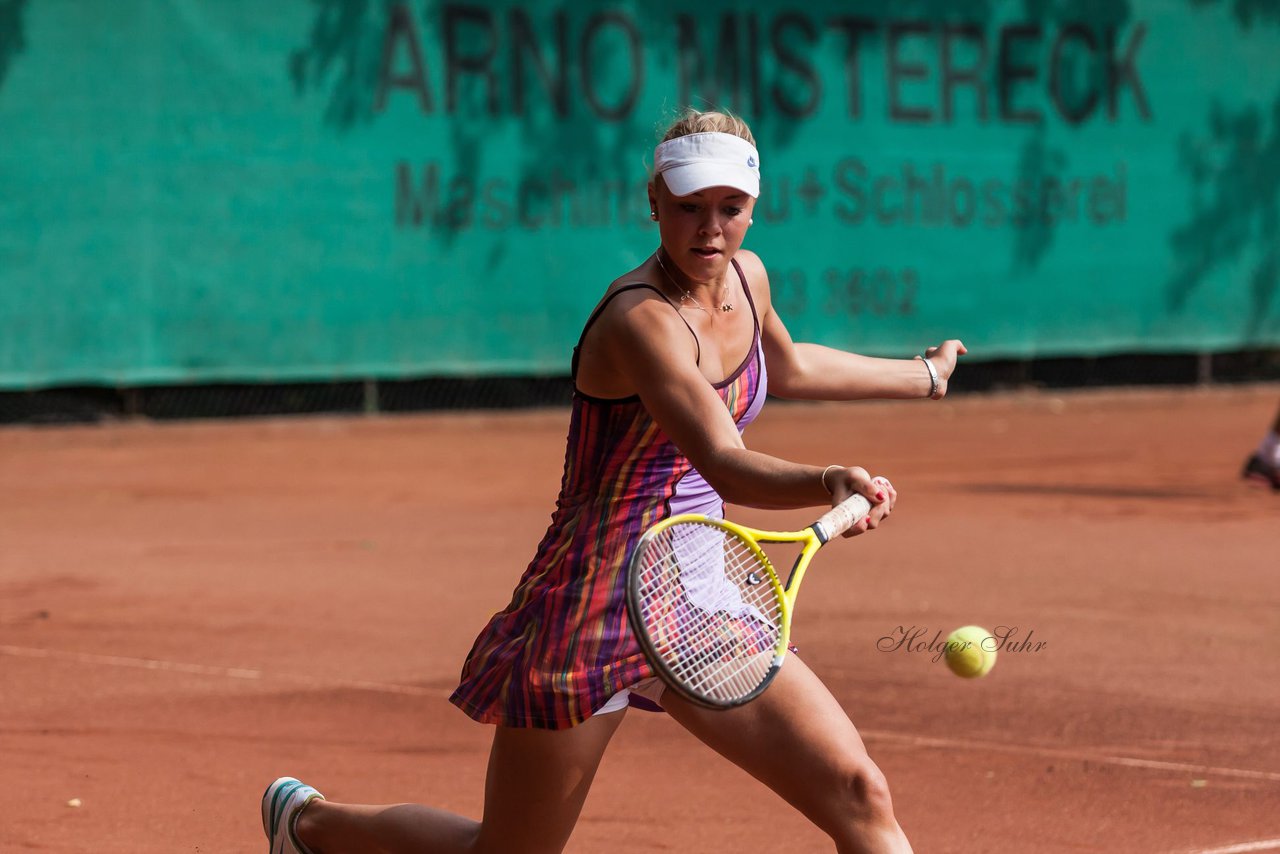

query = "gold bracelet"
[821, 464, 843, 495]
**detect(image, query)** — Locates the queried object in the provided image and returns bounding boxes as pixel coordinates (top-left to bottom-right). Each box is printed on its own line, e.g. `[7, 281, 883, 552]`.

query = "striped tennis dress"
[450, 263, 768, 729]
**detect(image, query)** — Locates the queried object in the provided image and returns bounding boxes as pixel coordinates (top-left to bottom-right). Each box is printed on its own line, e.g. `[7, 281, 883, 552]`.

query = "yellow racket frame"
[627, 493, 872, 708]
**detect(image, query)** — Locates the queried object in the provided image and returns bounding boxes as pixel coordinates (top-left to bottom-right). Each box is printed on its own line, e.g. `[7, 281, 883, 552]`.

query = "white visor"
[653, 132, 760, 198]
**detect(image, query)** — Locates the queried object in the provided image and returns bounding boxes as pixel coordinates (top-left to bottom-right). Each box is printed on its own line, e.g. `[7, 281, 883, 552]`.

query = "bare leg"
[295, 708, 628, 854]
[663, 657, 912, 854]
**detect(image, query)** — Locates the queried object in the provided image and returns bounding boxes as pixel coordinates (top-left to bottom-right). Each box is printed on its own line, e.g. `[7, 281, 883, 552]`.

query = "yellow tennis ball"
[943, 625, 997, 678]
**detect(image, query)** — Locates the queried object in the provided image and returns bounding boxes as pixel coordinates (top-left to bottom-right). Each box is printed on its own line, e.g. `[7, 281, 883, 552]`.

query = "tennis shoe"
[262, 776, 324, 854]
[1241, 454, 1280, 491]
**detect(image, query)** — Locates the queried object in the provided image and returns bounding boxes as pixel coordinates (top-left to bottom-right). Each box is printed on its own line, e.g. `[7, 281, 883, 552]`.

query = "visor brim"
[660, 164, 760, 199]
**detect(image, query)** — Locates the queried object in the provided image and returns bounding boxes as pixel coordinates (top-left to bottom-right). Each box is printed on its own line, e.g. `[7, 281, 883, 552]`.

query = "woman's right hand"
[824, 466, 896, 537]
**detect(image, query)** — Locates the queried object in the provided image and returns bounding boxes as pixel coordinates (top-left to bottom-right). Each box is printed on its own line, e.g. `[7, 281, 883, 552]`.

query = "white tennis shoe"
[262, 777, 324, 854]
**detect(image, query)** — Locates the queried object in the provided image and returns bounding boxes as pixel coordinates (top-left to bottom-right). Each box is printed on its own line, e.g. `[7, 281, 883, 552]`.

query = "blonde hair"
[659, 108, 756, 147]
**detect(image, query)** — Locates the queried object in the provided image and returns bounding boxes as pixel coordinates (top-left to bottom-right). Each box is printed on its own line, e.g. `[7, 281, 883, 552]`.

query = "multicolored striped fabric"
[450, 261, 768, 729]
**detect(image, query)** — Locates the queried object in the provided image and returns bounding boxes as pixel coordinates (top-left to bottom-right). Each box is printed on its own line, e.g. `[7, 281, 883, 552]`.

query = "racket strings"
[634, 522, 785, 704]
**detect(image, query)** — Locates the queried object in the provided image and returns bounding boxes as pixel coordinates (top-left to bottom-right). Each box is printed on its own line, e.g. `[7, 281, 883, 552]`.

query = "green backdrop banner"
[2, 0, 1278, 387]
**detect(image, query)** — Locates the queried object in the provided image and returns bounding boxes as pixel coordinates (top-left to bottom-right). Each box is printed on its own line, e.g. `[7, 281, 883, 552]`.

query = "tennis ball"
[943, 625, 997, 679]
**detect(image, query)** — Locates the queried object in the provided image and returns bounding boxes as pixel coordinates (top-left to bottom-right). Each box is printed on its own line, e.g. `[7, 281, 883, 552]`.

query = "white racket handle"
[813, 493, 872, 543]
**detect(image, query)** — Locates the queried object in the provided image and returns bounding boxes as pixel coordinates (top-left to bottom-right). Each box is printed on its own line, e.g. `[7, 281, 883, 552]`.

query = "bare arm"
[768, 339, 967, 401]
[590, 290, 884, 513]
[736, 251, 967, 401]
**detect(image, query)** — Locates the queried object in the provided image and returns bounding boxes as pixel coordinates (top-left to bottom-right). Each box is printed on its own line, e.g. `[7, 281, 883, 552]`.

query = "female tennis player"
[263, 109, 965, 854]
[1241, 401, 1280, 490]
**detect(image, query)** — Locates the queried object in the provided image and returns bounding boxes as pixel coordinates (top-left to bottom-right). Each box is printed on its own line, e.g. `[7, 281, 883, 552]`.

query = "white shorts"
[593, 677, 665, 716]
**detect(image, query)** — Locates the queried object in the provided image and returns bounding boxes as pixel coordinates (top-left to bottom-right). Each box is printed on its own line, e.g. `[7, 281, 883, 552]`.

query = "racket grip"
[813, 493, 872, 543]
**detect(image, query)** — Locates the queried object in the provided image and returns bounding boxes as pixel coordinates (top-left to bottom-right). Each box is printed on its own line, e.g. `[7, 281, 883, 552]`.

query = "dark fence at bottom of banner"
[3, 350, 1278, 426]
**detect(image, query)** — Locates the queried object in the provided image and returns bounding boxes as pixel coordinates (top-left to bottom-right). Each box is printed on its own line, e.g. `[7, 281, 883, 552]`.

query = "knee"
[850, 763, 896, 822]
[822, 760, 898, 832]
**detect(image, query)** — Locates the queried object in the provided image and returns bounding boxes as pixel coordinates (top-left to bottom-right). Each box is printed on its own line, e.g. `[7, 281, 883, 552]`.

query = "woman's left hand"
[918, 339, 967, 399]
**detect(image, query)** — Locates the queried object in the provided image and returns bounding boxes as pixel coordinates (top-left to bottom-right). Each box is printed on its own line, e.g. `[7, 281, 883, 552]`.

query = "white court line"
[1181, 839, 1280, 854]
[5, 643, 1280, 787]
[0, 643, 436, 697]
[860, 729, 1280, 783]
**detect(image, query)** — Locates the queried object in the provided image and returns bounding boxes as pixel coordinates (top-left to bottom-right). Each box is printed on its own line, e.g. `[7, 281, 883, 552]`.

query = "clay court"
[2, 384, 1278, 853]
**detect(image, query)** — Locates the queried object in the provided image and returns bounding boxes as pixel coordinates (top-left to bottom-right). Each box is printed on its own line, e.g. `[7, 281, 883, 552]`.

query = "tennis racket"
[625, 492, 874, 709]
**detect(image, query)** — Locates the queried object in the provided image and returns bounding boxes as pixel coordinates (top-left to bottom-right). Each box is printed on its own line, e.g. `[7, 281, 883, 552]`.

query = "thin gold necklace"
[653, 251, 734, 313]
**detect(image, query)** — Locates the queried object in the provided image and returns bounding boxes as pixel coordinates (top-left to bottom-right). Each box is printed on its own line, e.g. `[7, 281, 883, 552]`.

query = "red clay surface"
[2, 384, 1278, 853]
